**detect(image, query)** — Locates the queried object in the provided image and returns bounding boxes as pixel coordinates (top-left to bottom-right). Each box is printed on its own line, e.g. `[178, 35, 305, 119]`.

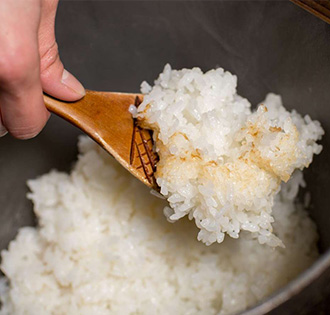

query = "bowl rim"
[242, 247, 330, 314]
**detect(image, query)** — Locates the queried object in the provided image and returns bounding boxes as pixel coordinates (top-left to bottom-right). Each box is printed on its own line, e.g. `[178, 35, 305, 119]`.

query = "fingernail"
[61, 69, 85, 97]
[0, 124, 8, 137]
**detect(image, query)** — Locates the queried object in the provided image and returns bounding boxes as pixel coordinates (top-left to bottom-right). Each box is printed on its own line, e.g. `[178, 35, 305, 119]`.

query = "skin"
[0, 0, 85, 139]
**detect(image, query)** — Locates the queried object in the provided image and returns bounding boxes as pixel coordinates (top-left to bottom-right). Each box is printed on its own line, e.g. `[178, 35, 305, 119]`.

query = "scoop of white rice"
[137, 64, 324, 247]
[0, 137, 319, 315]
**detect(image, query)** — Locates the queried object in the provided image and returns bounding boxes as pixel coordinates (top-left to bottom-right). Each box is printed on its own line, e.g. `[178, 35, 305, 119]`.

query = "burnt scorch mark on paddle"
[130, 96, 158, 185]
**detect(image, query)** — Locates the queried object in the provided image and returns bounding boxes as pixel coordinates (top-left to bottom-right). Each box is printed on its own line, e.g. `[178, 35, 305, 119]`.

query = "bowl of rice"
[1, 2, 330, 314]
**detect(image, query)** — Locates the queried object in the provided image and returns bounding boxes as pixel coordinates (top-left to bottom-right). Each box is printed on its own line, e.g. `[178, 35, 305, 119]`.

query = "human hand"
[0, 0, 85, 139]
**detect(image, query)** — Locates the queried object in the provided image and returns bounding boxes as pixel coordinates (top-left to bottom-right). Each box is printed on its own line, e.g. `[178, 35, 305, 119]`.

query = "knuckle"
[7, 111, 49, 140]
[9, 126, 41, 140]
[40, 42, 61, 76]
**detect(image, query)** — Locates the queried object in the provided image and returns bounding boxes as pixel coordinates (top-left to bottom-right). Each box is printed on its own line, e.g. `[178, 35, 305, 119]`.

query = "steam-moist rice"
[0, 65, 324, 314]
[0, 137, 320, 315]
[137, 64, 324, 247]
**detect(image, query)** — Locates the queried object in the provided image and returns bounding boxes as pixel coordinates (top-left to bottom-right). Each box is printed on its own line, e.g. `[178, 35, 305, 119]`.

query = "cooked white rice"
[137, 64, 324, 247]
[0, 136, 320, 315]
[0, 65, 324, 314]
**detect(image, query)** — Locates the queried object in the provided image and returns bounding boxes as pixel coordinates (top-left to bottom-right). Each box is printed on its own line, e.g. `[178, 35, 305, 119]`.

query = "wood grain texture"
[44, 91, 158, 189]
[291, 0, 330, 24]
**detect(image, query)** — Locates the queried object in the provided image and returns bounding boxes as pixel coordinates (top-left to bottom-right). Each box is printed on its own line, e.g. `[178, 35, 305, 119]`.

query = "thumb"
[39, 42, 85, 101]
[38, 0, 85, 101]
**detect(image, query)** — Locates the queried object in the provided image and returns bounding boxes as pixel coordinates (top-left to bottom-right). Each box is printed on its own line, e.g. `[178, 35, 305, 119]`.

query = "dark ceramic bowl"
[1, 1, 330, 314]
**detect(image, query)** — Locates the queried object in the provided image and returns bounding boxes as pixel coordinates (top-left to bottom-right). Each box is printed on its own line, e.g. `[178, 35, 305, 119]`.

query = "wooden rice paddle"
[43, 91, 158, 189]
